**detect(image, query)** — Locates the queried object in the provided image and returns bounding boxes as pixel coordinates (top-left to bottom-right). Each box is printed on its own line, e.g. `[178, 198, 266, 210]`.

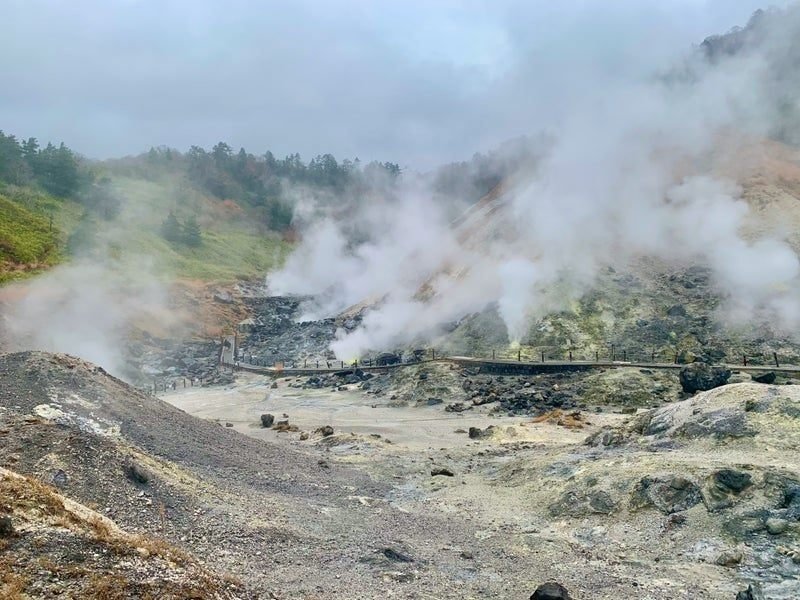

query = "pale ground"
[163, 372, 610, 451]
[159, 373, 800, 599]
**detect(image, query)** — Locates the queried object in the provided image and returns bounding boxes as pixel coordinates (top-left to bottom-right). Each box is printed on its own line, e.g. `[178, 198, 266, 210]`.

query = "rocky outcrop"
[629, 475, 702, 514]
[679, 362, 731, 394]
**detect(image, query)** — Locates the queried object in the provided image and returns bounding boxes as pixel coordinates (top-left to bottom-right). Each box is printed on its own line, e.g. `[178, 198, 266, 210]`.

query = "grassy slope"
[103, 175, 291, 282]
[0, 185, 83, 284]
[0, 175, 291, 286]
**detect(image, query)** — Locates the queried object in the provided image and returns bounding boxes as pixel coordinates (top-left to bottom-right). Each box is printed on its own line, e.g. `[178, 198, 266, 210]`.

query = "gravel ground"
[2, 351, 799, 599]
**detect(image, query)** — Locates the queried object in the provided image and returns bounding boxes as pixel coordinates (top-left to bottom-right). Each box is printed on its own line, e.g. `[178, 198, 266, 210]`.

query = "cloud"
[0, 0, 790, 166]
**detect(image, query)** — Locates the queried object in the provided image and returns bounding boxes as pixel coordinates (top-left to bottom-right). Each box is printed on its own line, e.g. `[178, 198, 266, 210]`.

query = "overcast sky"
[1, 0, 791, 167]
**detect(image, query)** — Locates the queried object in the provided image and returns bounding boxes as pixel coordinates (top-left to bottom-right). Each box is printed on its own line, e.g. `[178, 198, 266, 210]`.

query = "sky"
[1, 0, 792, 167]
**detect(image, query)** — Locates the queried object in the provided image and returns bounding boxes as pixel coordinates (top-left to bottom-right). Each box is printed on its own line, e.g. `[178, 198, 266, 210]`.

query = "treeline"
[431, 135, 549, 203]
[141, 143, 402, 231]
[0, 131, 82, 197]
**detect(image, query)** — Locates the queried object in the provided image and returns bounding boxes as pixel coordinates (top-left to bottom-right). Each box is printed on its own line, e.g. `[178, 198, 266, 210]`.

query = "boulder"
[375, 352, 401, 366]
[666, 304, 688, 317]
[213, 290, 234, 304]
[736, 584, 765, 600]
[702, 469, 752, 511]
[630, 475, 702, 514]
[766, 517, 789, 535]
[316, 425, 334, 437]
[714, 549, 743, 567]
[530, 582, 572, 600]
[751, 371, 776, 384]
[51, 469, 68, 488]
[0, 515, 14, 538]
[549, 488, 618, 517]
[679, 363, 731, 394]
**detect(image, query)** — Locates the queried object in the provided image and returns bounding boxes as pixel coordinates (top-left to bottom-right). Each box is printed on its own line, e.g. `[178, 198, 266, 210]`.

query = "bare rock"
[630, 475, 702, 514]
[702, 469, 753, 511]
[530, 582, 572, 600]
[679, 363, 731, 394]
[736, 583, 765, 600]
[751, 371, 777, 384]
[715, 548, 743, 567]
[383, 547, 414, 563]
[316, 425, 334, 437]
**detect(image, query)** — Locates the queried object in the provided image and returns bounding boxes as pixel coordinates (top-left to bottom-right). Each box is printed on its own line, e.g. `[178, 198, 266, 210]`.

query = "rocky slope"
[3, 350, 799, 598]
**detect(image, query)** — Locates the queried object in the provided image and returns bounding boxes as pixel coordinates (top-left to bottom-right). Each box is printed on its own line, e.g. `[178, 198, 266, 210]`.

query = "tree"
[182, 215, 202, 247]
[36, 142, 80, 197]
[161, 211, 182, 243]
[0, 131, 26, 184]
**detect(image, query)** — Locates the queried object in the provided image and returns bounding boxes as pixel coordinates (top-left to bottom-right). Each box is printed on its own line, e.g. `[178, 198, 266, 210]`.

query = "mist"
[0, 261, 168, 378]
[269, 5, 800, 359]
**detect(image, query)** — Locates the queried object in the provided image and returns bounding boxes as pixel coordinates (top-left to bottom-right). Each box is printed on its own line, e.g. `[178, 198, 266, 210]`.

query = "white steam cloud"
[0, 261, 168, 377]
[269, 7, 800, 358]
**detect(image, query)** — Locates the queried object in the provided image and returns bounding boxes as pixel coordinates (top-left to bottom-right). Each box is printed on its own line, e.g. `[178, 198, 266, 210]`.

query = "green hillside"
[0, 195, 60, 283]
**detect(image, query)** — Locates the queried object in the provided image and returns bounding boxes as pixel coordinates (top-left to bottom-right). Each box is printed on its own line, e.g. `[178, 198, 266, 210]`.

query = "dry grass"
[0, 555, 27, 600]
[0, 469, 233, 599]
[531, 409, 589, 430]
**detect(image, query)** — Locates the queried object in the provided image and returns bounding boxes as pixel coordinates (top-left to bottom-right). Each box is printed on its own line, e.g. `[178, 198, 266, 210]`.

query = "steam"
[269, 7, 800, 358]
[0, 261, 168, 378]
[0, 179, 177, 380]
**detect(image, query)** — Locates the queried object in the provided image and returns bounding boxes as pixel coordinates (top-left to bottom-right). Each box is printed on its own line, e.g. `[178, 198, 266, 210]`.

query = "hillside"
[0, 185, 82, 284]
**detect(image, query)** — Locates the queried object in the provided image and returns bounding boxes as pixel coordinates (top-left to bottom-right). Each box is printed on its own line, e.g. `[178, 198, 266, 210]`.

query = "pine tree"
[182, 215, 202, 247]
[161, 211, 182, 243]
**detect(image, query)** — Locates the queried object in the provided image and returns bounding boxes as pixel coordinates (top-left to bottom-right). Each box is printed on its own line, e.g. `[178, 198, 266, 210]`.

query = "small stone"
[270, 381, 278, 389]
[383, 547, 414, 563]
[766, 517, 789, 535]
[225, 422, 233, 428]
[714, 549, 743, 567]
[530, 582, 572, 600]
[316, 425, 334, 437]
[299, 432, 309, 441]
[260, 414, 275, 428]
[51, 469, 68, 488]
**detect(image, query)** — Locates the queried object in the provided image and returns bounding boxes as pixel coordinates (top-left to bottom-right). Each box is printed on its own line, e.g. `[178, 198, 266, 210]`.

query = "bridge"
[222, 354, 800, 378]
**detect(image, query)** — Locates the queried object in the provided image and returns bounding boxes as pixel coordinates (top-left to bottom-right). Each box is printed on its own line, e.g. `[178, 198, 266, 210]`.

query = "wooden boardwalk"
[224, 355, 800, 378]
